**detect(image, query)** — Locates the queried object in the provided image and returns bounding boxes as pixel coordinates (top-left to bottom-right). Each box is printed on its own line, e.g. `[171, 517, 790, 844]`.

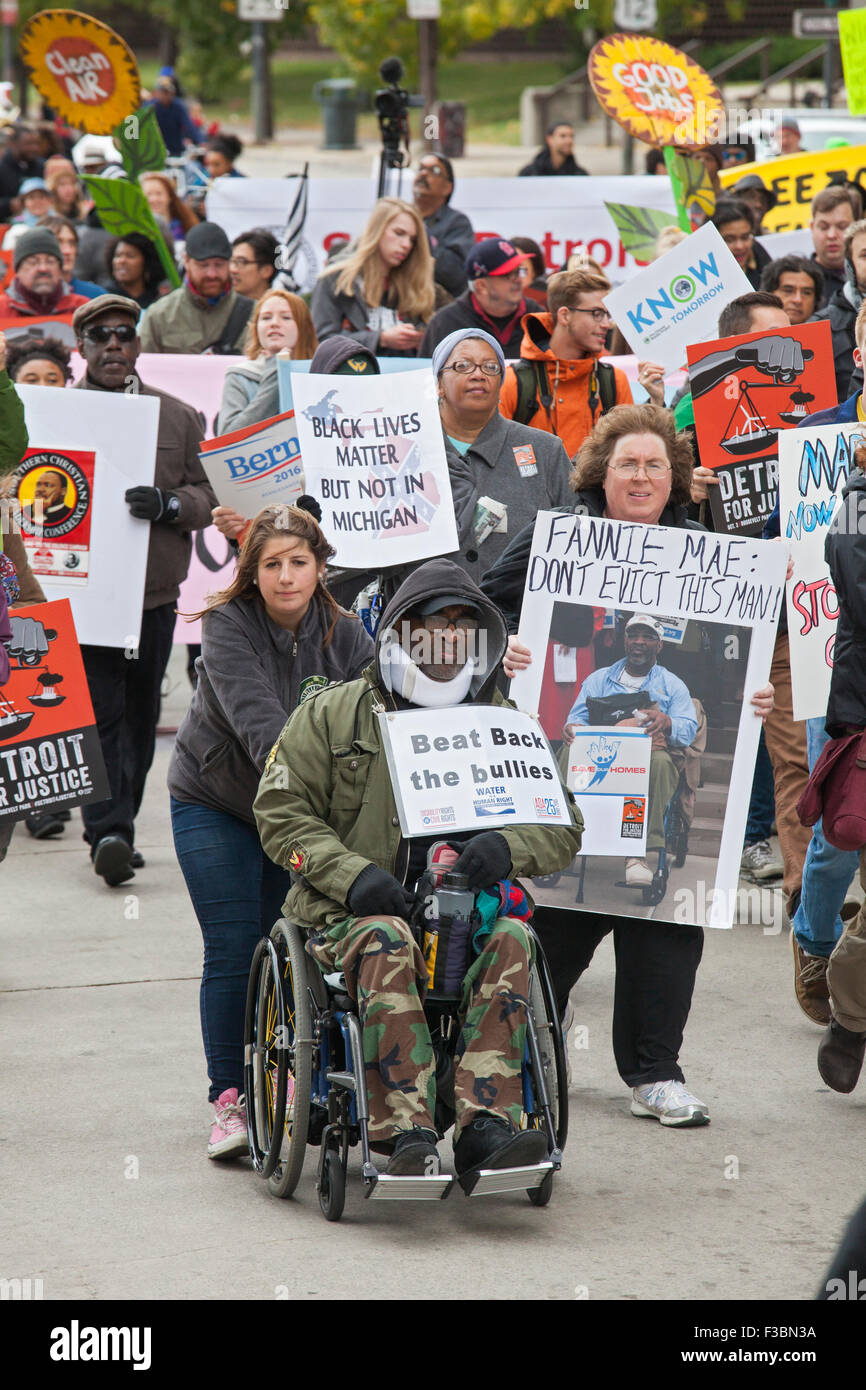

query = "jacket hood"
[310, 335, 379, 375]
[519, 310, 601, 375]
[373, 557, 507, 705]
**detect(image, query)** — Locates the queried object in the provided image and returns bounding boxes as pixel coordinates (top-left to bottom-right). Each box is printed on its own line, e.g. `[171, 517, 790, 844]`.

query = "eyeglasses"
[571, 307, 613, 323]
[608, 460, 672, 478]
[418, 162, 446, 177]
[82, 323, 137, 344]
[441, 360, 502, 376]
[229, 256, 257, 268]
[419, 615, 479, 633]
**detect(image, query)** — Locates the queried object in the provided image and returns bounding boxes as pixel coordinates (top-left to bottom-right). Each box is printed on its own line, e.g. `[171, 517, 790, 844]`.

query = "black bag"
[204, 294, 254, 355]
[585, 689, 652, 726]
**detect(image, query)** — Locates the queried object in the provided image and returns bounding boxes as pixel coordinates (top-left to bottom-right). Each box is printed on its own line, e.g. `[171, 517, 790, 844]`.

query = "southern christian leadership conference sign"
[377, 705, 571, 838]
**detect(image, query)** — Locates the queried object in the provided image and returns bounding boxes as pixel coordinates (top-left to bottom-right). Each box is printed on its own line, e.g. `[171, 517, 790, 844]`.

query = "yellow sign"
[720, 145, 866, 233]
[587, 32, 723, 148]
[20, 9, 140, 136]
[839, 9, 866, 118]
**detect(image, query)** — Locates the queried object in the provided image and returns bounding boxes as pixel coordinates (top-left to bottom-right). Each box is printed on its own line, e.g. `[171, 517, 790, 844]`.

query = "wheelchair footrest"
[459, 1160, 554, 1197]
[325, 1070, 355, 1091]
[365, 1173, 454, 1201]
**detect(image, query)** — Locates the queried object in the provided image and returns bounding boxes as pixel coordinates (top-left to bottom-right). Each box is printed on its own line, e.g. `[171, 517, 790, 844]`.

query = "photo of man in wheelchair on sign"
[251, 559, 583, 1218]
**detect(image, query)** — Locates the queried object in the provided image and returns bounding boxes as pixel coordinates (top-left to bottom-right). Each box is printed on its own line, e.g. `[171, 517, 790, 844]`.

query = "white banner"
[510, 511, 786, 929]
[603, 222, 753, 370]
[778, 420, 863, 720]
[199, 408, 304, 517]
[206, 175, 677, 294]
[13, 386, 158, 648]
[378, 704, 570, 837]
[566, 728, 650, 856]
[290, 369, 457, 568]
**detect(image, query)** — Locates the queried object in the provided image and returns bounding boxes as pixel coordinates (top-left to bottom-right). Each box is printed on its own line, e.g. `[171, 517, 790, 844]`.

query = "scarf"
[9, 275, 64, 314]
[469, 291, 526, 350]
[379, 631, 476, 707]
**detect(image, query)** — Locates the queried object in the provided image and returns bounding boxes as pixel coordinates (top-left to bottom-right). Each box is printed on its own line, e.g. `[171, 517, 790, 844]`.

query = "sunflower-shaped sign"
[588, 33, 723, 149]
[20, 10, 140, 135]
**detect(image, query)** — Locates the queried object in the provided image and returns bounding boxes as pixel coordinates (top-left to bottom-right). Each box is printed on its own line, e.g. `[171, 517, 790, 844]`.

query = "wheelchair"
[242, 915, 568, 1222]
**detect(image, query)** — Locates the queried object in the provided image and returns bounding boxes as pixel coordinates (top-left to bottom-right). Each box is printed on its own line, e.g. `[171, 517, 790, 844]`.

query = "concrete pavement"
[2, 646, 863, 1302]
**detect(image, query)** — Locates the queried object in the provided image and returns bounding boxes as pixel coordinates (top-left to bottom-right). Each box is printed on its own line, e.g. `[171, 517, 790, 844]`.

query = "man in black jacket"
[412, 153, 475, 299]
[518, 123, 588, 178]
[418, 238, 532, 359]
[0, 124, 45, 221]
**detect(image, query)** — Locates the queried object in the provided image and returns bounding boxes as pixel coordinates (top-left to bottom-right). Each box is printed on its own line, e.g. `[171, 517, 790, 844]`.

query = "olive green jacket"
[254, 558, 583, 935]
[0, 368, 28, 478]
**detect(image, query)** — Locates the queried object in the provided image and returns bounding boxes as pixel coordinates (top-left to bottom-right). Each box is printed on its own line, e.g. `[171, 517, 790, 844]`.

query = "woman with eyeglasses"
[432, 327, 573, 584]
[483, 402, 774, 1129]
[311, 197, 434, 357]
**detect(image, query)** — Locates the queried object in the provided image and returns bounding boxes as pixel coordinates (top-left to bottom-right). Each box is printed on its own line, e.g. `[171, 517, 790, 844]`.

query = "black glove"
[453, 832, 512, 891]
[347, 863, 417, 920]
[125, 486, 181, 522]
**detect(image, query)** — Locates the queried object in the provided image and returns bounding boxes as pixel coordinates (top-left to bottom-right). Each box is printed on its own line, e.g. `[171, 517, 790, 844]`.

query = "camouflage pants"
[306, 914, 534, 1142]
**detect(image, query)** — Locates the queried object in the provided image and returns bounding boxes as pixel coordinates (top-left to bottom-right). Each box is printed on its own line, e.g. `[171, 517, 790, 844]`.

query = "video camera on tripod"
[375, 57, 425, 198]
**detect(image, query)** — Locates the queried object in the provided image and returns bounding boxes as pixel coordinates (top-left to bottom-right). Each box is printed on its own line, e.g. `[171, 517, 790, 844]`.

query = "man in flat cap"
[72, 294, 217, 887]
[139, 221, 253, 355]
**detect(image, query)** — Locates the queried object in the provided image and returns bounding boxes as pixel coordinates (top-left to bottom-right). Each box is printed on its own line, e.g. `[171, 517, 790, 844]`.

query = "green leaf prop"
[664, 148, 716, 232]
[82, 175, 181, 290]
[604, 202, 680, 262]
[112, 106, 168, 182]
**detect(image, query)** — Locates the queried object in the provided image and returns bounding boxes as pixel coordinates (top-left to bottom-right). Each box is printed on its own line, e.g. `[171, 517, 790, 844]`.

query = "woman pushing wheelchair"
[254, 558, 583, 1183]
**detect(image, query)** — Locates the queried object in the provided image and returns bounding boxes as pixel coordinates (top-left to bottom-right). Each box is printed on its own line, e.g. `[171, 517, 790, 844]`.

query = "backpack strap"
[204, 294, 253, 355]
[511, 359, 553, 428]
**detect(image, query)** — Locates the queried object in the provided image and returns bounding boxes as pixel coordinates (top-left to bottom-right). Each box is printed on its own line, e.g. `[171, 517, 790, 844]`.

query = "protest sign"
[199, 409, 304, 517]
[377, 704, 570, 837]
[565, 728, 651, 857]
[174, 527, 236, 645]
[11, 447, 95, 584]
[603, 222, 752, 372]
[207, 175, 676, 294]
[687, 319, 837, 537]
[587, 33, 723, 147]
[719, 146, 866, 233]
[0, 598, 109, 822]
[665, 148, 716, 230]
[839, 8, 866, 117]
[0, 313, 76, 346]
[509, 511, 786, 929]
[290, 369, 458, 569]
[277, 355, 433, 412]
[13, 384, 158, 648]
[68, 353, 246, 439]
[19, 9, 140, 134]
[777, 420, 863, 721]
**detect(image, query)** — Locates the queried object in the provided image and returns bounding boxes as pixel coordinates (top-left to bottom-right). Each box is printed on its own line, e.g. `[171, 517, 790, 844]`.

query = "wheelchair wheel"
[266, 920, 313, 1199]
[318, 1148, 346, 1223]
[527, 1168, 554, 1208]
[244, 937, 289, 1180]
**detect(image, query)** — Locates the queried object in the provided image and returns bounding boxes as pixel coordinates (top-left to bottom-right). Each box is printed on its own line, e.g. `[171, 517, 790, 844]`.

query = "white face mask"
[379, 632, 476, 708]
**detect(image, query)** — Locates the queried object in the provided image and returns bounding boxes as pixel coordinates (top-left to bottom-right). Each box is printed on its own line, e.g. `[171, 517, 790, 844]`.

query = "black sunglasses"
[82, 323, 137, 344]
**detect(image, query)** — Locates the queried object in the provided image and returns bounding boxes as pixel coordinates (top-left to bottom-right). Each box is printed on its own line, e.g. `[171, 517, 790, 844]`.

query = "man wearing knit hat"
[0, 228, 89, 318]
[139, 221, 253, 355]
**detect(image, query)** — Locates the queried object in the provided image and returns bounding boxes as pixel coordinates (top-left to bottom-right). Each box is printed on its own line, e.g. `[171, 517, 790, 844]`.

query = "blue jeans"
[170, 796, 293, 1102]
[792, 719, 859, 958]
[744, 728, 775, 845]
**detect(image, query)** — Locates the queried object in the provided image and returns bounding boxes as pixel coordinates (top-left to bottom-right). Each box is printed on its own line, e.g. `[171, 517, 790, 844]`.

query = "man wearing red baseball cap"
[418, 237, 532, 359]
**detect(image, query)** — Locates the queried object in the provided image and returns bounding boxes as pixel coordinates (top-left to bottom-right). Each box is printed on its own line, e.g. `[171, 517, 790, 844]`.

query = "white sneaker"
[561, 1001, 574, 1087]
[625, 857, 653, 887]
[630, 1079, 710, 1127]
[740, 840, 783, 881]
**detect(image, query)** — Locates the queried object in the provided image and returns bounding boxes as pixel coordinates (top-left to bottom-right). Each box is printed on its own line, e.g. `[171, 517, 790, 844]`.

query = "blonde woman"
[216, 288, 318, 434]
[311, 196, 434, 356]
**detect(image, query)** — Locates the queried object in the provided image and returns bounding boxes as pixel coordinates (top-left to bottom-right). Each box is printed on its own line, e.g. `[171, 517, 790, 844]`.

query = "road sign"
[613, 0, 658, 30]
[407, 0, 441, 16]
[0, 0, 18, 24]
[238, 0, 284, 20]
[793, 9, 840, 40]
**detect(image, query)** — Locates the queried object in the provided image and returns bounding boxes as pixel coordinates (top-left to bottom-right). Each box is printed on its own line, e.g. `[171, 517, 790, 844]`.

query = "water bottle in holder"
[422, 870, 478, 999]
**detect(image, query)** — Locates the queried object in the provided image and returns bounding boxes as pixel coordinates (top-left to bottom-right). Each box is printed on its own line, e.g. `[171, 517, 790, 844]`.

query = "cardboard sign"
[587, 32, 724, 147]
[719, 146, 866, 233]
[276, 356, 433, 412]
[687, 320, 837, 537]
[377, 704, 570, 837]
[603, 222, 752, 371]
[0, 598, 109, 821]
[199, 409, 304, 518]
[566, 728, 651, 856]
[19, 9, 141, 135]
[174, 526, 236, 645]
[839, 9, 866, 118]
[777, 420, 864, 721]
[11, 447, 95, 584]
[290, 369, 458, 569]
[510, 512, 786, 929]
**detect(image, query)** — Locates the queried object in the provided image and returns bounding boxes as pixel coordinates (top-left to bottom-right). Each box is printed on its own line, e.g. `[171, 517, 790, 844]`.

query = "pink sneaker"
[269, 1071, 295, 1124]
[208, 1087, 248, 1159]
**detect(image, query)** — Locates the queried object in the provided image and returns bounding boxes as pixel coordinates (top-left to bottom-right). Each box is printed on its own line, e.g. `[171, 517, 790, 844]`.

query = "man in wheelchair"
[255, 559, 583, 1183]
[563, 614, 698, 888]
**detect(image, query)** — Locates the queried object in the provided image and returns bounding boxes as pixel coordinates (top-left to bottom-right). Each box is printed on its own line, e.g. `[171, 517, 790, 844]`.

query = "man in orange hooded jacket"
[498, 266, 639, 458]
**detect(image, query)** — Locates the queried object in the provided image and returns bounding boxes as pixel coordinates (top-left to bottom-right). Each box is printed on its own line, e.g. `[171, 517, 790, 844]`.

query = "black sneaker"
[453, 1113, 548, 1177]
[26, 808, 70, 839]
[92, 835, 135, 887]
[384, 1126, 440, 1176]
[818, 1018, 866, 1093]
[130, 850, 145, 869]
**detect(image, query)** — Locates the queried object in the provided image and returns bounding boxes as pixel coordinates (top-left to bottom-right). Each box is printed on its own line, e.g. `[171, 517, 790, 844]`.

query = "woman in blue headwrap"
[432, 327, 573, 585]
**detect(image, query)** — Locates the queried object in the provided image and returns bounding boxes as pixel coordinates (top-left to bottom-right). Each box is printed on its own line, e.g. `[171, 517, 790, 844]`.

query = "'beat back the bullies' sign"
[378, 705, 571, 838]
[199, 409, 304, 517]
[603, 222, 752, 371]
